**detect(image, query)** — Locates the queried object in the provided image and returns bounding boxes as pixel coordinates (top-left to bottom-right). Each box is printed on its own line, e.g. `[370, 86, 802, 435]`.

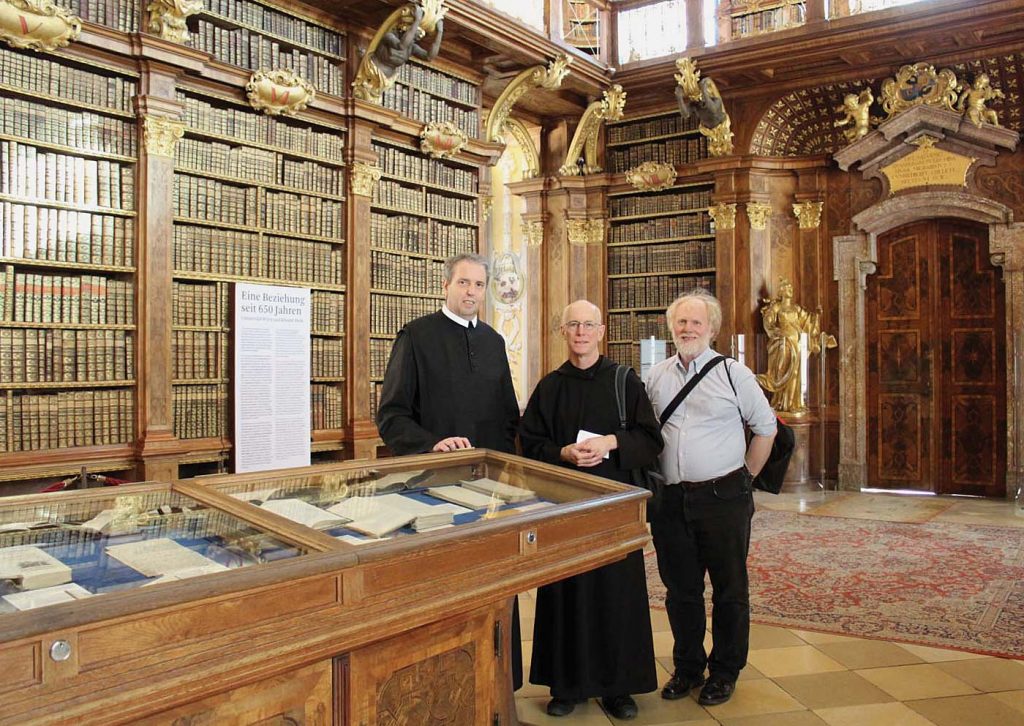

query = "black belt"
[674, 466, 747, 490]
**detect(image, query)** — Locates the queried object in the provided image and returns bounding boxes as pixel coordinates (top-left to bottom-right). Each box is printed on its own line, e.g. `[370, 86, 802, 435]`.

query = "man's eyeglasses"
[563, 321, 601, 331]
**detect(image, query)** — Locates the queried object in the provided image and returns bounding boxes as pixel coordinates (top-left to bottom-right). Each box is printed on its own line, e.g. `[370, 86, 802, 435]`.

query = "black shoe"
[601, 694, 638, 720]
[546, 697, 577, 716]
[698, 676, 735, 706]
[661, 672, 705, 700]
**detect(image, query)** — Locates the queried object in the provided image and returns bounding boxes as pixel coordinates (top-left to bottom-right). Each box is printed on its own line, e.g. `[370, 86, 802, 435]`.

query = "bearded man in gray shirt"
[645, 288, 777, 707]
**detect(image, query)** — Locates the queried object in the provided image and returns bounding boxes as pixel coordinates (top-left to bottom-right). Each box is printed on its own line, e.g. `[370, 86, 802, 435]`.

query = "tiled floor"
[515, 490, 1024, 725]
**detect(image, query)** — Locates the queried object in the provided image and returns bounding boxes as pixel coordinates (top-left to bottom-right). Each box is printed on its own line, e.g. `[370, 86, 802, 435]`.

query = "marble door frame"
[833, 190, 1024, 498]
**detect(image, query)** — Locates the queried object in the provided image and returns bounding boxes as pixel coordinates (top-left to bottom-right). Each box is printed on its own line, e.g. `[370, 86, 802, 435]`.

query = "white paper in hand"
[576, 430, 609, 459]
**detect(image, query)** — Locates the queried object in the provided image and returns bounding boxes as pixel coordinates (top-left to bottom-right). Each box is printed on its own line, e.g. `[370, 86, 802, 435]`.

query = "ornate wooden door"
[866, 220, 1006, 495]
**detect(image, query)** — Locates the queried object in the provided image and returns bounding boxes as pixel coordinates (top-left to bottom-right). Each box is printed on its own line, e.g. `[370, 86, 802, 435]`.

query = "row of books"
[369, 294, 438, 336]
[0, 204, 134, 266]
[607, 312, 671, 342]
[377, 180, 425, 213]
[395, 62, 479, 106]
[607, 343, 641, 372]
[264, 236, 345, 286]
[311, 383, 344, 430]
[172, 281, 229, 329]
[425, 191, 477, 224]
[178, 93, 345, 160]
[201, 0, 346, 56]
[610, 213, 713, 244]
[369, 338, 393, 379]
[608, 239, 716, 274]
[172, 227, 344, 286]
[609, 275, 716, 309]
[0, 389, 134, 452]
[174, 174, 259, 226]
[265, 191, 345, 237]
[1, 97, 137, 157]
[375, 144, 478, 194]
[731, 2, 806, 38]
[177, 138, 344, 197]
[173, 330, 226, 381]
[610, 188, 713, 218]
[0, 328, 134, 385]
[607, 114, 699, 145]
[381, 87, 480, 139]
[63, 0, 140, 33]
[1, 142, 135, 210]
[173, 383, 227, 440]
[192, 22, 345, 97]
[371, 251, 445, 295]
[370, 214, 476, 259]
[0, 48, 137, 114]
[312, 338, 344, 378]
[369, 381, 383, 419]
[609, 137, 709, 174]
[312, 291, 345, 334]
[0, 271, 134, 325]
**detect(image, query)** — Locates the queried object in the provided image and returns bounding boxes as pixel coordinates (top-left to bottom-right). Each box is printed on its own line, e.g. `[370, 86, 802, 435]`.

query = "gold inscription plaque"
[880, 141, 974, 195]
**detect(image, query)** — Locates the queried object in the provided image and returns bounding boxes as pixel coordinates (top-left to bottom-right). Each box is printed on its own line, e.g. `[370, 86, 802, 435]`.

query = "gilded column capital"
[566, 219, 604, 246]
[525, 221, 545, 247]
[746, 201, 772, 231]
[146, 0, 203, 44]
[351, 162, 382, 197]
[793, 201, 824, 230]
[143, 115, 184, 158]
[709, 202, 737, 231]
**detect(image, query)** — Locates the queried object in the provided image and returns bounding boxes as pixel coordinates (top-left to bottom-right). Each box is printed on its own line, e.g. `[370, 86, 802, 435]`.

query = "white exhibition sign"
[234, 283, 311, 473]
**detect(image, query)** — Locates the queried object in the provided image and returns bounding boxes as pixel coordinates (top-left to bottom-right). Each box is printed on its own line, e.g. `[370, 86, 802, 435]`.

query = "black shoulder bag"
[614, 356, 726, 493]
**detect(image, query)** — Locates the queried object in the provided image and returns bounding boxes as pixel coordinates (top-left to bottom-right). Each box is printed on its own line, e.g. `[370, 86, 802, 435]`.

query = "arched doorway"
[865, 219, 1007, 495]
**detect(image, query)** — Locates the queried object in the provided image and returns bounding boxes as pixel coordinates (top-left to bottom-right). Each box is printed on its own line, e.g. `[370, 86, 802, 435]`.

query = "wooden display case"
[0, 450, 650, 724]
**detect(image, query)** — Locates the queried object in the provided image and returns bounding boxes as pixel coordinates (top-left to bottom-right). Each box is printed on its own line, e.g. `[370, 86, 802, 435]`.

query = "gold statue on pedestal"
[834, 87, 878, 143]
[957, 73, 1005, 127]
[756, 278, 836, 414]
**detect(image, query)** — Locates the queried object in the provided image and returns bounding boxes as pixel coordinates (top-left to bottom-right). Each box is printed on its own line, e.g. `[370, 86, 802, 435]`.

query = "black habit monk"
[519, 299, 661, 720]
[375, 252, 523, 688]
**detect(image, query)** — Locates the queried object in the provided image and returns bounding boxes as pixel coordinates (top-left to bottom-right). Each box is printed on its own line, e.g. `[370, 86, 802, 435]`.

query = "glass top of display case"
[203, 450, 615, 546]
[0, 484, 307, 613]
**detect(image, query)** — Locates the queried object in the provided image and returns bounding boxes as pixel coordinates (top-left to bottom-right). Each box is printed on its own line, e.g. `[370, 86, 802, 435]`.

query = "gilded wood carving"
[143, 116, 185, 158]
[351, 162, 383, 197]
[674, 58, 733, 157]
[880, 63, 960, 118]
[559, 85, 626, 176]
[0, 0, 80, 51]
[746, 201, 771, 230]
[146, 0, 202, 44]
[625, 161, 677, 192]
[246, 69, 316, 116]
[709, 202, 737, 231]
[485, 55, 571, 143]
[420, 120, 468, 159]
[793, 201, 824, 229]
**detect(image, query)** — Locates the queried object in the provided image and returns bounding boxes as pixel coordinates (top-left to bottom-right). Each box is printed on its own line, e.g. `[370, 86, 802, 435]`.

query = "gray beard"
[677, 339, 709, 359]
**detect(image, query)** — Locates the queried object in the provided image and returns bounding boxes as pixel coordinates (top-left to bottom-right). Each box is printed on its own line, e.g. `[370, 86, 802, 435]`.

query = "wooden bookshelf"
[62, 0, 141, 33]
[0, 44, 137, 462]
[722, 0, 807, 41]
[172, 86, 346, 457]
[605, 111, 707, 174]
[382, 59, 482, 140]
[366, 138, 480, 419]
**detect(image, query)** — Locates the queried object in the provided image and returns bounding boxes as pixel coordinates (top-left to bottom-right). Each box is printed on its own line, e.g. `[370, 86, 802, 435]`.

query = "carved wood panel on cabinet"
[866, 220, 1006, 495]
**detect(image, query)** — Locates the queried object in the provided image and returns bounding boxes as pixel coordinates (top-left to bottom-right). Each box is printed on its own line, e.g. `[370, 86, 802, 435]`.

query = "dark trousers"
[650, 468, 754, 683]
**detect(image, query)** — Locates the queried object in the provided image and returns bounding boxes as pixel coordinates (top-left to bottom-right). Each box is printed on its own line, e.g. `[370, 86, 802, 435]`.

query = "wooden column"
[345, 109, 382, 460]
[507, 177, 549, 396]
[686, 0, 706, 49]
[134, 62, 185, 482]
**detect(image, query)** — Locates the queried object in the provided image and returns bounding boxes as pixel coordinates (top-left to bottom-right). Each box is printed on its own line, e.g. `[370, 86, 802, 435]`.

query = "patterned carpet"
[645, 509, 1024, 659]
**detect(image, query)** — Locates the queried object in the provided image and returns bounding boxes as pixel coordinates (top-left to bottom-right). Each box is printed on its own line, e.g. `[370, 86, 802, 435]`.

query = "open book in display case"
[0, 449, 649, 724]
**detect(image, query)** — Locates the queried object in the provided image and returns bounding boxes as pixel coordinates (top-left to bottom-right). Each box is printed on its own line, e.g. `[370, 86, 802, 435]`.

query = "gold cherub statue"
[834, 87, 877, 143]
[957, 73, 1004, 127]
[756, 278, 837, 415]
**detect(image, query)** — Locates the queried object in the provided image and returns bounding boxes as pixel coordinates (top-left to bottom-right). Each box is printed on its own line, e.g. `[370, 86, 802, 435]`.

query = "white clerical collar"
[441, 305, 477, 329]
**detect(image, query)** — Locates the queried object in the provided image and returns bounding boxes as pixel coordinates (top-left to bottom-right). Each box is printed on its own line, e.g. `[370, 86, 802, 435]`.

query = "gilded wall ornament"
[746, 201, 772, 230]
[420, 120, 468, 159]
[481, 197, 493, 222]
[957, 73, 1005, 127]
[709, 202, 737, 231]
[0, 0, 81, 51]
[625, 161, 677, 192]
[793, 201, 824, 229]
[146, 0, 202, 44]
[246, 69, 316, 116]
[834, 87, 880, 143]
[353, 0, 447, 104]
[526, 221, 545, 247]
[880, 63, 959, 118]
[485, 55, 571, 142]
[143, 116, 185, 158]
[559, 84, 626, 176]
[351, 162, 383, 197]
[675, 57, 733, 157]
[566, 218, 604, 246]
